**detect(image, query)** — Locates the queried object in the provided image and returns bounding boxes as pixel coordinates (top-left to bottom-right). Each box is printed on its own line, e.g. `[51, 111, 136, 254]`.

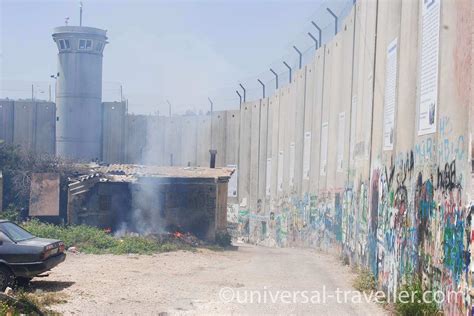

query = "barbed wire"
[0, 0, 355, 114]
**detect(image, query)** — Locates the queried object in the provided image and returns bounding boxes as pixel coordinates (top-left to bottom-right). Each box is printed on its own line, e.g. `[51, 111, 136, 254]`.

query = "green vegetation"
[353, 268, 377, 293]
[215, 231, 232, 247]
[0, 143, 66, 209]
[0, 290, 62, 315]
[395, 279, 440, 316]
[1, 205, 23, 223]
[22, 219, 192, 255]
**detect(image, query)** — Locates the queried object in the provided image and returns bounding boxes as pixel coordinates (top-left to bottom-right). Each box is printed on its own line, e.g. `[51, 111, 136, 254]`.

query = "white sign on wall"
[320, 122, 328, 175]
[366, 75, 373, 159]
[418, 0, 440, 135]
[277, 150, 284, 192]
[289, 142, 295, 187]
[349, 96, 357, 162]
[303, 131, 311, 179]
[337, 112, 345, 172]
[265, 158, 272, 196]
[383, 38, 398, 151]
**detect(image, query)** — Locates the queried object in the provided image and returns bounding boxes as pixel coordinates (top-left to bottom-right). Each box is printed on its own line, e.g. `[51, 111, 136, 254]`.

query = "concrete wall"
[102, 101, 126, 163]
[115, 1, 467, 314]
[2, 100, 56, 155]
[0, 100, 14, 145]
[4, 1, 468, 312]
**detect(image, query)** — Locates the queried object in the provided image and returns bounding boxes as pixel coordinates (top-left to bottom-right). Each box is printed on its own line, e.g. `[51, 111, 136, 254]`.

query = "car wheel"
[0, 265, 13, 291]
[15, 277, 32, 287]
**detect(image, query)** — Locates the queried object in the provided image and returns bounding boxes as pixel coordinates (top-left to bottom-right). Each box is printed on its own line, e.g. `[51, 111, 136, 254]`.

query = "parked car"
[0, 220, 66, 289]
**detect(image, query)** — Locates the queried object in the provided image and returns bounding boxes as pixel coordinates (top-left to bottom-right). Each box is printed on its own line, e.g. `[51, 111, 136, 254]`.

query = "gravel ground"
[30, 244, 387, 315]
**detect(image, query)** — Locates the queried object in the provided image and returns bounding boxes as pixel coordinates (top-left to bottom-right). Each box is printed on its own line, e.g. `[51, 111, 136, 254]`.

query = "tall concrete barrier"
[0, 100, 14, 145]
[102, 101, 126, 163]
[51, 0, 471, 313]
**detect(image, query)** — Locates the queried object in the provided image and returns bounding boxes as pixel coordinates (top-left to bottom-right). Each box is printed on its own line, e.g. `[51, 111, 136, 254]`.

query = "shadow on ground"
[26, 280, 75, 292]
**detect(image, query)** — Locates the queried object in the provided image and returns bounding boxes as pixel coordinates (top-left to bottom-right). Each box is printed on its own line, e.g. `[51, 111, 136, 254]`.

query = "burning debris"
[64, 164, 233, 243]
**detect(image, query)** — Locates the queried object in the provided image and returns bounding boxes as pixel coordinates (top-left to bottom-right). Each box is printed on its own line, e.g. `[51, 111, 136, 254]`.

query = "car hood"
[16, 237, 61, 247]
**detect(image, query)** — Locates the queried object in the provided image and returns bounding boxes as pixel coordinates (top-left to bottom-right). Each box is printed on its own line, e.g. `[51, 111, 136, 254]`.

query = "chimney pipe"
[209, 149, 217, 168]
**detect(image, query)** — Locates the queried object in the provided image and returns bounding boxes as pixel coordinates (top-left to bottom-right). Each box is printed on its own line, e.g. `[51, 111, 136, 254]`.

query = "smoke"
[116, 116, 166, 236]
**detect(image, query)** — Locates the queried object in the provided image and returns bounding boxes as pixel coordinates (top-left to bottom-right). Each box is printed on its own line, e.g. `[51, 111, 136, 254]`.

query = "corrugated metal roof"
[70, 163, 235, 183]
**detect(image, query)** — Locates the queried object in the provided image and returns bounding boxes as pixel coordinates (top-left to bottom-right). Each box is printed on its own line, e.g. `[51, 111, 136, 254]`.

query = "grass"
[0, 290, 67, 315]
[21, 219, 193, 255]
[353, 268, 377, 293]
[394, 279, 440, 316]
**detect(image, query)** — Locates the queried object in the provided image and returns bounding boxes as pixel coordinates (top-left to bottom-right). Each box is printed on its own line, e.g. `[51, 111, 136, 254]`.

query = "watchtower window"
[58, 39, 71, 51]
[79, 39, 86, 49]
[95, 42, 103, 52]
[79, 39, 93, 50]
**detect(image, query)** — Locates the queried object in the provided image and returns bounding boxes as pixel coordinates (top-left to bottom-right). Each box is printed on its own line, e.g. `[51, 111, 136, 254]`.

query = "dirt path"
[32, 244, 386, 315]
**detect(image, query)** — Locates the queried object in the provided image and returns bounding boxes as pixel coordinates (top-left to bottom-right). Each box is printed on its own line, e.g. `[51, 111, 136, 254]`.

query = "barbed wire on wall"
[200, 0, 355, 111]
[0, 0, 355, 115]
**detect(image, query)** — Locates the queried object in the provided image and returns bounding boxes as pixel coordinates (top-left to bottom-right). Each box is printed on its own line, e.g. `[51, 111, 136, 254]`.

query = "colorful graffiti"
[240, 127, 470, 314]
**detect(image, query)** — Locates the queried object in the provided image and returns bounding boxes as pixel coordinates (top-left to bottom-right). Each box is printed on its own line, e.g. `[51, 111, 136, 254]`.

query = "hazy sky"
[1, 0, 352, 114]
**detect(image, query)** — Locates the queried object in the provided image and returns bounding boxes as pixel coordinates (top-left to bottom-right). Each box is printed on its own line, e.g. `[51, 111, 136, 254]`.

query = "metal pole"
[293, 46, 302, 69]
[236, 90, 242, 106]
[120, 85, 123, 101]
[239, 83, 246, 102]
[283, 61, 292, 83]
[308, 32, 319, 50]
[208, 97, 214, 150]
[166, 99, 172, 117]
[257, 79, 265, 99]
[311, 21, 322, 48]
[270, 68, 279, 89]
[31, 84, 34, 101]
[49, 84, 51, 102]
[79, 1, 83, 26]
[208, 97, 213, 114]
[326, 8, 338, 35]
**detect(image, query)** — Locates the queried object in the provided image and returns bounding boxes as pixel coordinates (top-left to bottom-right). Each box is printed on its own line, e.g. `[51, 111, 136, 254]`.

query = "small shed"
[67, 164, 234, 241]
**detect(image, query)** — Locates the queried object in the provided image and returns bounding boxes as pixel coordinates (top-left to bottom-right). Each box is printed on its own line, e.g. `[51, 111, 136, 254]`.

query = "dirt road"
[34, 244, 386, 315]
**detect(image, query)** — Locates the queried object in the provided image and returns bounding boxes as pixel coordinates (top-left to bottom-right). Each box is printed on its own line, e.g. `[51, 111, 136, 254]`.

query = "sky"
[0, 0, 352, 114]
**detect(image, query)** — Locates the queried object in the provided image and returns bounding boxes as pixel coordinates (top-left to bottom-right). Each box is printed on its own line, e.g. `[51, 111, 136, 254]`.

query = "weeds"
[395, 278, 440, 316]
[21, 219, 194, 255]
[215, 231, 232, 247]
[353, 268, 377, 293]
[0, 290, 64, 315]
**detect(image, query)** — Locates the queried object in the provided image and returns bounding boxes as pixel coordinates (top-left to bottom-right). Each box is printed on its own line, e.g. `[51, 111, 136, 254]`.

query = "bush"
[395, 278, 440, 316]
[215, 231, 232, 247]
[21, 219, 188, 255]
[353, 268, 377, 293]
[1, 204, 22, 223]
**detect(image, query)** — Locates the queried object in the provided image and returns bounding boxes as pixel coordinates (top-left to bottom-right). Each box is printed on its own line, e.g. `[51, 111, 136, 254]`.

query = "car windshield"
[0, 222, 34, 242]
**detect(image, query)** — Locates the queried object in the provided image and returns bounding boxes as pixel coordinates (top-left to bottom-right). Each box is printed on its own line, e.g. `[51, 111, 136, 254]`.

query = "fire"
[104, 227, 112, 234]
[174, 231, 183, 238]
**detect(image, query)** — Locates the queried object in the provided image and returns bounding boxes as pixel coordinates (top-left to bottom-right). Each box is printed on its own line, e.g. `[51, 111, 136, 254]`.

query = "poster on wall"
[418, 0, 440, 135]
[289, 142, 295, 187]
[349, 96, 357, 162]
[337, 112, 345, 172]
[227, 164, 238, 197]
[277, 150, 284, 192]
[383, 38, 398, 151]
[320, 122, 328, 175]
[365, 74, 373, 159]
[265, 158, 272, 196]
[303, 131, 311, 179]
